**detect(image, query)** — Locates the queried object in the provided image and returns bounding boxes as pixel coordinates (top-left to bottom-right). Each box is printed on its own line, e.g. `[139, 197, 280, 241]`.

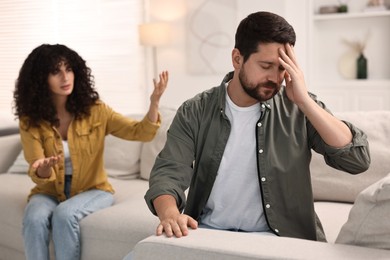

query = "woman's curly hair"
[13, 44, 99, 127]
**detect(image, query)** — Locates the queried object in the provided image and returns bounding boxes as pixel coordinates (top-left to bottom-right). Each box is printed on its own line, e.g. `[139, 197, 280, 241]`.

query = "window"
[0, 0, 147, 116]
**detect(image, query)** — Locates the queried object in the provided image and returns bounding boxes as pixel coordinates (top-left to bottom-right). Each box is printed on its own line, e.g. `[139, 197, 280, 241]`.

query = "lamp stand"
[152, 46, 158, 80]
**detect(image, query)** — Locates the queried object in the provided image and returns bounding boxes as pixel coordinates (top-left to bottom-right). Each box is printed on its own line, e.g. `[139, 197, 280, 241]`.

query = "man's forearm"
[299, 98, 352, 148]
[153, 194, 181, 220]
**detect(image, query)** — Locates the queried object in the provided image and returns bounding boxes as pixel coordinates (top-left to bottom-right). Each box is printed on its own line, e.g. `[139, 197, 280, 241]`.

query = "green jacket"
[145, 72, 370, 241]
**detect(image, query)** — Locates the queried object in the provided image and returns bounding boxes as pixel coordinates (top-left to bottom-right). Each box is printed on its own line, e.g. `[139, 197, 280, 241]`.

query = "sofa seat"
[0, 174, 32, 260]
[80, 178, 159, 260]
[0, 173, 158, 260]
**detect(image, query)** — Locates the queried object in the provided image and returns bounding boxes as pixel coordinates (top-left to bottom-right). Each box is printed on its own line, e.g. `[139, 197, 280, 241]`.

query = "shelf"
[313, 79, 390, 88]
[309, 0, 390, 111]
[313, 10, 390, 21]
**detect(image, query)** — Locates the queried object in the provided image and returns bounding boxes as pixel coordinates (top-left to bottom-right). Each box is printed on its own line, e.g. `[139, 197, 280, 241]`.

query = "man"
[145, 11, 370, 241]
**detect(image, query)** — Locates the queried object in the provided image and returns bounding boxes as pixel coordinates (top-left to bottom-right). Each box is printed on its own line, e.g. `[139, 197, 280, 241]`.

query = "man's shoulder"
[173, 85, 223, 123]
[182, 85, 222, 108]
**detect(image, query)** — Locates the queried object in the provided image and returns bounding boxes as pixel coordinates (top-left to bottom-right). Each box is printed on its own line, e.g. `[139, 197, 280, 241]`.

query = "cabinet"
[306, 0, 390, 111]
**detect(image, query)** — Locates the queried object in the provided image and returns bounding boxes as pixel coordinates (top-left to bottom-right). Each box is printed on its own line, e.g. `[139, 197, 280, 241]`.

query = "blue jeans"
[23, 188, 114, 260]
[123, 251, 133, 260]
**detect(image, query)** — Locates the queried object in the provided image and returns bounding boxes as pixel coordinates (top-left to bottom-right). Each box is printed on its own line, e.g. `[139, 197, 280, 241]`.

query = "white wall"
[151, 0, 390, 112]
[151, 0, 308, 109]
[0, 0, 146, 117]
[1, 0, 315, 118]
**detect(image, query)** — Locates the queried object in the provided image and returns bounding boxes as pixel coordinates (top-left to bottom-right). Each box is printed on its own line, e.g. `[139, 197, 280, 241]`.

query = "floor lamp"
[138, 22, 171, 79]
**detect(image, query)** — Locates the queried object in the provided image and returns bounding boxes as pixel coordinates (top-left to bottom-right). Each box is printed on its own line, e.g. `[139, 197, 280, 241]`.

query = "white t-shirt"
[62, 140, 73, 176]
[200, 87, 268, 232]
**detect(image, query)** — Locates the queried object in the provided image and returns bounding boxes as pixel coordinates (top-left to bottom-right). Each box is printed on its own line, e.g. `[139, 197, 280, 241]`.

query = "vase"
[357, 53, 367, 79]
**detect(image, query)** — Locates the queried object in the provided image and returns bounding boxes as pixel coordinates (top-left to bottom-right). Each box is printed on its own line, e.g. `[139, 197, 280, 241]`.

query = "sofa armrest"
[0, 134, 22, 173]
[0, 127, 19, 136]
[133, 228, 390, 260]
[0, 112, 18, 137]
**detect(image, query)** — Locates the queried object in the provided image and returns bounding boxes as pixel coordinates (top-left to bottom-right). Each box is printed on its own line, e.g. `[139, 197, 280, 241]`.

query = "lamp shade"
[149, 0, 186, 21]
[138, 23, 171, 46]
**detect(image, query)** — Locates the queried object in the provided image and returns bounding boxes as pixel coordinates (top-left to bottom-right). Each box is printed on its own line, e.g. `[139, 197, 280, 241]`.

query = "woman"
[13, 43, 168, 260]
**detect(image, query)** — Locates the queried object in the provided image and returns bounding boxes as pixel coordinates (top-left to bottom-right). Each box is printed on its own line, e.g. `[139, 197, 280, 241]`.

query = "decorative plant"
[338, 0, 349, 12]
[341, 31, 371, 79]
[341, 31, 370, 55]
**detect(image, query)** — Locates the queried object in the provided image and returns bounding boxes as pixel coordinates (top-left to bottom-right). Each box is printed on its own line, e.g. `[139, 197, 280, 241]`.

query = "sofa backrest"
[311, 110, 390, 203]
[3, 108, 389, 204]
[0, 108, 177, 178]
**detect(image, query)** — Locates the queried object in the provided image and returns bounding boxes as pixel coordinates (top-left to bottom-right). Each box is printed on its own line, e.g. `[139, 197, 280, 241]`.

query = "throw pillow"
[335, 173, 390, 250]
[7, 150, 29, 174]
[0, 134, 22, 173]
[140, 107, 176, 180]
[104, 134, 142, 179]
[104, 113, 144, 179]
[0, 112, 19, 136]
[311, 110, 390, 203]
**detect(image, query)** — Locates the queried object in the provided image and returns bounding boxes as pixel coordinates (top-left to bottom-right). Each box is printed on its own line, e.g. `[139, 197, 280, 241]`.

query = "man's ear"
[232, 48, 242, 69]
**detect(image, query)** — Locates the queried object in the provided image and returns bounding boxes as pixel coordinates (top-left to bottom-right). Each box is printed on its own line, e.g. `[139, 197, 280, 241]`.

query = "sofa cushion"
[140, 107, 176, 180]
[7, 150, 28, 174]
[81, 178, 159, 259]
[0, 174, 36, 256]
[104, 135, 142, 179]
[0, 173, 157, 260]
[1, 134, 22, 173]
[311, 110, 390, 203]
[335, 173, 390, 250]
[103, 114, 145, 179]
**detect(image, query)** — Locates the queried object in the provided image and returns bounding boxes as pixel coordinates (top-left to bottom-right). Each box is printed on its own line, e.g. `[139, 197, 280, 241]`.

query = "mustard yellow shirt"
[19, 101, 160, 201]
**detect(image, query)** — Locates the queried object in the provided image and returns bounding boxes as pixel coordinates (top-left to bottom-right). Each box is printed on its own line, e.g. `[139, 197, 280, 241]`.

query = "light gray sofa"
[1, 109, 390, 260]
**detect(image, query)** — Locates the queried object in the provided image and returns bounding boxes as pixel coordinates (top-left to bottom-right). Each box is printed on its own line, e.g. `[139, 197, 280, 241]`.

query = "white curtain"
[0, 0, 147, 116]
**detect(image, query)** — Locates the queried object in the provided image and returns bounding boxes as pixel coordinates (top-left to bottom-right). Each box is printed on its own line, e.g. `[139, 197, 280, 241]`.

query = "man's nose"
[267, 68, 280, 83]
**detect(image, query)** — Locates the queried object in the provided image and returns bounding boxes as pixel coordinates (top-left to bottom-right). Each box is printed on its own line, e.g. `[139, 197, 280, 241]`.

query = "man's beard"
[239, 69, 280, 102]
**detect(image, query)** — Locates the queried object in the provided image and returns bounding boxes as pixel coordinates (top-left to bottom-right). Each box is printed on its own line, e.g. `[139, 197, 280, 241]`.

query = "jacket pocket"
[75, 122, 102, 155]
[41, 133, 59, 157]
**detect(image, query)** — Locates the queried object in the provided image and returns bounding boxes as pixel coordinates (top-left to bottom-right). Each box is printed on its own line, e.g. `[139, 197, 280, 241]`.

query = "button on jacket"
[145, 72, 370, 241]
[20, 101, 160, 202]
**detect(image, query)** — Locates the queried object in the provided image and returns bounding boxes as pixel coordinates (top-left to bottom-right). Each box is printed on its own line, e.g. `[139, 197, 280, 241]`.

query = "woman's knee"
[52, 202, 77, 227]
[23, 195, 57, 230]
[23, 210, 52, 232]
[52, 190, 114, 226]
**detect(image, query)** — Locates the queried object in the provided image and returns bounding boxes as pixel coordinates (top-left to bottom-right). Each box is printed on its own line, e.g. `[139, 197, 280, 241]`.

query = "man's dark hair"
[13, 44, 99, 127]
[235, 11, 296, 62]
